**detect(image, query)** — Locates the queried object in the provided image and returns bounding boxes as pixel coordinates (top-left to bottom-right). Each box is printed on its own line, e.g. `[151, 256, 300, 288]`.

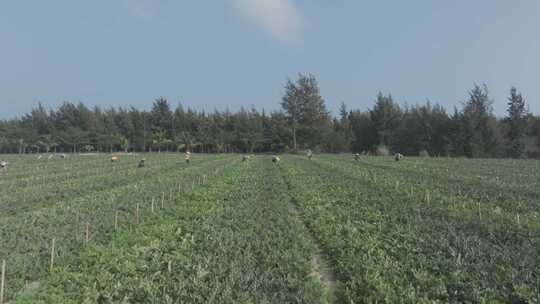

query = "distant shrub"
[419, 150, 430, 158]
[82, 145, 95, 152]
[283, 145, 290, 154]
[375, 146, 390, 156]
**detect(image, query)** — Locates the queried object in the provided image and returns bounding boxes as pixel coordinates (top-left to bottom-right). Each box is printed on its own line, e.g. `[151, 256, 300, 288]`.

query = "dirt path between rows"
[282, 171, 338, 303]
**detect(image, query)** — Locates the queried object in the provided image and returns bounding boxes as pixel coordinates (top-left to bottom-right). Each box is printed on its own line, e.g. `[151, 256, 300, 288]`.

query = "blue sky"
[1, 1, 539, 119]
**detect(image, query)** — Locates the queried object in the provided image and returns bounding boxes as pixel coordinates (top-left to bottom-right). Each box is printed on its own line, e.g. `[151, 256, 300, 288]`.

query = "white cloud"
[123, 0, 159, 20]
[232, 0, 305, 42]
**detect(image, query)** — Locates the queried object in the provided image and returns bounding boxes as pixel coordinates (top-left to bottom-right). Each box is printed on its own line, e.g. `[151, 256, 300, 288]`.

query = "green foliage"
[280, 155, 540, 303]
[2, 155, 328, 303]
[281, 73, 331, 151]
[505, 87, 528, 158]
[460, 85, 498, 158]
[2, 154, 540, 302]
[1, 82, 540, 157]
[370, 92, 402, 148]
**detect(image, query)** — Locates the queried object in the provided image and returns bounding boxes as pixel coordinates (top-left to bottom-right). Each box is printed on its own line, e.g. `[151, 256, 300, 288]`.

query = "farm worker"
[138, 159, 145, 168]
[185, 151, 191, 163]
[272, 155, 280, 163]
[307, 149, 313, 160]
[0, 160, 8, 171]
[60, 153, 67, 159]
[354, 153, 360, 161]
[394, 153, 403, 161]
[111, 156, 119, 162]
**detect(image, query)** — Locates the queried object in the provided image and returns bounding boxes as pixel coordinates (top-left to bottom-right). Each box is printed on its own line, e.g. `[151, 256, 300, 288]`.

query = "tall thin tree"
[505, 87, 527, 158]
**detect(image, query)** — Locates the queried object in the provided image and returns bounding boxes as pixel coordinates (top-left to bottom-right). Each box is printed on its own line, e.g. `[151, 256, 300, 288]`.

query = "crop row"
[13, 158, 330, 303]
[0, 155, 234, 301]
[0, 155, 218, 217]
[280, 156, 540, 303]
[321, 155, 540, 226]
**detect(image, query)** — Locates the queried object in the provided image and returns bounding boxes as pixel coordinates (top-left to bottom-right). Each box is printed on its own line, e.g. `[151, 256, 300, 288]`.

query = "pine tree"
[281, 74, 330, 150]
[150, 97, 173, 151]
[281, 79, 301, 151]
[505, 87, 527, 158]
[370, 93, 402, 149]
[461, 85, 497, 158]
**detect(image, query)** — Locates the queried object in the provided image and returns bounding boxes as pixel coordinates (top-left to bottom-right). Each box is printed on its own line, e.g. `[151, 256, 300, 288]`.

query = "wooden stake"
[0, 259, 5, 304]
[114, 211, 119, 232]
[151, 199, 155, 214]
[135, 204, 140, 224]
[167, 261, 172, 274]
[161, 193, 165, 209]
[85, 223, 90, 245]
[50, 238, 55, 273]
[478, 202, 482, 221]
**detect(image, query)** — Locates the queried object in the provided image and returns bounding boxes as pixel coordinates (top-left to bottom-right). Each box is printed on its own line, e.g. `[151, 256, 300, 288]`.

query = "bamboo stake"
[478, 202, 482, 221]
[49, 238, 56, 273]
[135, 204, 140, 224]
[114, 211, 119, 232]
[85, 223, 90, 245]
[161, 193, 165, 209]
[0, 259, 5, 304]
[151, 199, 155, 214]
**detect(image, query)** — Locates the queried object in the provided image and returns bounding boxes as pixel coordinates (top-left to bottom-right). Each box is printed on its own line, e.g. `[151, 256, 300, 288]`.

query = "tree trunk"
[292, 126, 297, 151]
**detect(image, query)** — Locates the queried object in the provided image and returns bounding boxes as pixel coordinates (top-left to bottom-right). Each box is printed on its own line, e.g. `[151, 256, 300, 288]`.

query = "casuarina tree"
[504, 87, 528, 158]
[281, 73, 330, 151]
[461, 85, 497, 158]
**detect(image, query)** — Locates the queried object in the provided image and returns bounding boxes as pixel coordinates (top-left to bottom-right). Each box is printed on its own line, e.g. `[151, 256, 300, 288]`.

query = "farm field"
[0, 154, 539, 303]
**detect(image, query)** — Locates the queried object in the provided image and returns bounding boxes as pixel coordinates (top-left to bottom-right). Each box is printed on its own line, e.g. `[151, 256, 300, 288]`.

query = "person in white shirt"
[0, 160, 8, 173]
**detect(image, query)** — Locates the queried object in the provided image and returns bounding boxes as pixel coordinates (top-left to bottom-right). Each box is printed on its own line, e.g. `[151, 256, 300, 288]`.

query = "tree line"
[1, 74, 539, 158]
